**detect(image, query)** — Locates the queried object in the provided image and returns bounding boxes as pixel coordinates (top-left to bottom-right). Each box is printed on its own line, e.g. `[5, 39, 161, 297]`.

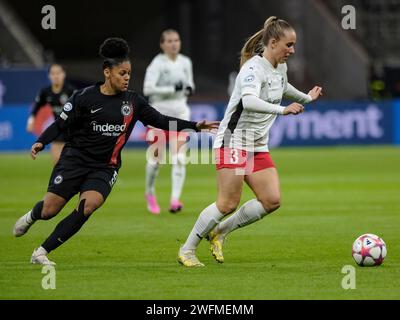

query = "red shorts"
[146, 128, 189, 145]
[215, 147, 275, 174]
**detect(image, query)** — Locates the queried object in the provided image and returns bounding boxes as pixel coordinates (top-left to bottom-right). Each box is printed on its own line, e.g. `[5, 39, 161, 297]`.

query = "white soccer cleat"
[13, 211, 35, 237]
[31, 247, 56, 266]
[177, 247, 205, 267]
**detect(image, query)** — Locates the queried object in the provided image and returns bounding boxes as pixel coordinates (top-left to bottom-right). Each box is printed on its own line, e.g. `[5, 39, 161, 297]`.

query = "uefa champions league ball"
[352, 234, 387, 267]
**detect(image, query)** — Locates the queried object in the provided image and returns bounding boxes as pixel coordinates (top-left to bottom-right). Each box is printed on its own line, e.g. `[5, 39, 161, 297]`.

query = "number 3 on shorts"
[230, 149, 239, 164]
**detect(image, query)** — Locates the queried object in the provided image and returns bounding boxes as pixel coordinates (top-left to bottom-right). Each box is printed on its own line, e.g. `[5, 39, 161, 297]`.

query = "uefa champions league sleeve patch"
[244, 75, 255, 83]
[63, 102, 73, 112]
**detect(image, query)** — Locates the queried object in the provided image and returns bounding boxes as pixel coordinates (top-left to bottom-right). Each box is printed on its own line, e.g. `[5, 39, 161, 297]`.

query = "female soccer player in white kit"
[178, 16, 323, 267]
[143, 29, 195, 214]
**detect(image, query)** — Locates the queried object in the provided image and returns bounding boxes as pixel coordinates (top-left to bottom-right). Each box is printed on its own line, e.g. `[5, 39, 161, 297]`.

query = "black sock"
[30, 201, 44, 221]
[41, 200, 89, 253]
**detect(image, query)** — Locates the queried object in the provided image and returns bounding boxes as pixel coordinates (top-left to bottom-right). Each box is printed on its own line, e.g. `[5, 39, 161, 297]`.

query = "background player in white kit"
[143, 29, 195, 214]
[178, 16, 323, 267]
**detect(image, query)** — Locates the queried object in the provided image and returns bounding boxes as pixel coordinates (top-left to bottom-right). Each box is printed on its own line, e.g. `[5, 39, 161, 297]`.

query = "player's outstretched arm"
[284, 83, 322, 104]
[138, 102, 219, 133]
[31, 142, 44, 160]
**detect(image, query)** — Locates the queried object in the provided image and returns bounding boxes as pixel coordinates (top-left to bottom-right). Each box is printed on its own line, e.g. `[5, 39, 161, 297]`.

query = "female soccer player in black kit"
[26, 63, 75, 163]
[13, 38, 219, 265]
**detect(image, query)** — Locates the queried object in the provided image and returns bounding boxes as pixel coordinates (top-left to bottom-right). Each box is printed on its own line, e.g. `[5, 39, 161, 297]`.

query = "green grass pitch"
[0, 146, 399, 299]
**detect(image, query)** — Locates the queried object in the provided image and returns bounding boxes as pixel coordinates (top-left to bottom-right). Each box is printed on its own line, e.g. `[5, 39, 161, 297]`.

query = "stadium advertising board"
[0, 100, 398, 151]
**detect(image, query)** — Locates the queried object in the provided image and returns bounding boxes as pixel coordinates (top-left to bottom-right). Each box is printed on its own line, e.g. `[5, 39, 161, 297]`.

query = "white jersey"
[214, 55, 311, 152]
[143, 53, 194, 120]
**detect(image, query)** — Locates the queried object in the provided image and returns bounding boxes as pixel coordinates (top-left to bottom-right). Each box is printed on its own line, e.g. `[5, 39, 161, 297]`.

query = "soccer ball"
[352, 234, 387, 267]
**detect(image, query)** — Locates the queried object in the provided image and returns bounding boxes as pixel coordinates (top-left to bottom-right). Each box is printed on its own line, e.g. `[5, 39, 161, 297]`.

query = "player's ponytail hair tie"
[240, 16, 293, 66]
[264, 16, 279, 28]
[99, 37, 130, 70]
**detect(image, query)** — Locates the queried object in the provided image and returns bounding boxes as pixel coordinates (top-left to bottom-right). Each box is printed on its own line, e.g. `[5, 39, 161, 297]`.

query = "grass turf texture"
[0, 146, 399, 299]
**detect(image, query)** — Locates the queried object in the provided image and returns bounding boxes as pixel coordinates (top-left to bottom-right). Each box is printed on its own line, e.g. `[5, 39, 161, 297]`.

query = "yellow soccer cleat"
[177, 247, 205, 267]
[208, 230, 225, 263]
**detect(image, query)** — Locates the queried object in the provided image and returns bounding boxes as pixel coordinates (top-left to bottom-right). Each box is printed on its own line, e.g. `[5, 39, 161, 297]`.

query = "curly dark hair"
[99, 37, 130, 69]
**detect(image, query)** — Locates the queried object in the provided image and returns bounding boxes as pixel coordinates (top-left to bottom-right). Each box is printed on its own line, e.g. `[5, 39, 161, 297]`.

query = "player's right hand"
[31, 142, 44, 160]
[308, 86, 323, 101]
[283, 103, 304, 115]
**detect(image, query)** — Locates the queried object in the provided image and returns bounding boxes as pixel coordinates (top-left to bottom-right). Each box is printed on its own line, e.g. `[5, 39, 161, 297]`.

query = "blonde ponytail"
[240, 29, 264, 67]
[240, 16, 293, 67]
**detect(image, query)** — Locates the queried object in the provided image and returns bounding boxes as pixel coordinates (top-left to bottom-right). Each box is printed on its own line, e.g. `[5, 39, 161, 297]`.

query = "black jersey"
[36, 82, 199, 169]
[31, 84, 75, 118]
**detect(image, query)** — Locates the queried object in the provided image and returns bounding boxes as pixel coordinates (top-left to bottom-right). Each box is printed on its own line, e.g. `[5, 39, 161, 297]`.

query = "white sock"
[145, 162, 159, 195]
[26, 210, 33, 224]
[182, 202, 224, 251]
[215, 199, 267, 236]
[171, 154, 186, 201]
[36, 246, 48, 255]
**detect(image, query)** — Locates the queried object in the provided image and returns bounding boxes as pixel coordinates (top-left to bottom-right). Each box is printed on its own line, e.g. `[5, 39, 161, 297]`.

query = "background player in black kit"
[26, 63, 75, 163]
[13, 38, 219, 265]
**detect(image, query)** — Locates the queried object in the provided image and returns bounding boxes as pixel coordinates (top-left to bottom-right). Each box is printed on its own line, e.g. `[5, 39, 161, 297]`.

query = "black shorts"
[47, 160, 119, 201]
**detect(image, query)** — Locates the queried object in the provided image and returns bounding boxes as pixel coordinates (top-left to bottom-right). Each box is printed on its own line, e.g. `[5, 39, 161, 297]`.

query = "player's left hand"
[196, 120, 220, 132]
[308, 86, 323, 101]
[31, 142, 44, 160]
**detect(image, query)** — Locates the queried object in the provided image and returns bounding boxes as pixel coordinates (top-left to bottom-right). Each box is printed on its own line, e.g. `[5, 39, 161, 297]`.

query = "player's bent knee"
[82, 202, 99, 216]
[259, 197, 281, 213]
[216, 201, 238, 215]
[269, 201, 281, 212]
[267, 201, 281, 212]
[41, 203, 62, 220]
[79, 199, 101, 217]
